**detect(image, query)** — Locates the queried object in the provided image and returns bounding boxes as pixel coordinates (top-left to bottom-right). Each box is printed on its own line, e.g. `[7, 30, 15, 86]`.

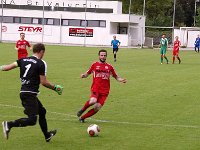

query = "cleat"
[77, 110, 84, 117]
[2, 121, 10, 140]
[45, 129, 57, 142]
[179, 60, 181, 64]
[79, 118, 85, 123]
[114, 59, 117, 62]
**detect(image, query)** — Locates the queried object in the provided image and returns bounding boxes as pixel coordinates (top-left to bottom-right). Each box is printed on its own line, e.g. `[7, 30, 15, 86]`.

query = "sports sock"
[81, 108, 97, 119]
[8, 115, 37, 128]
[173, 56, 175, 63]
[160, 56, 163, 63]
[114, 54, 116, 59]
[177, 56, 181, 63]
[164, 56, 168, 63]
[81, 100, 92, 112]
[39, 116, 48, 137]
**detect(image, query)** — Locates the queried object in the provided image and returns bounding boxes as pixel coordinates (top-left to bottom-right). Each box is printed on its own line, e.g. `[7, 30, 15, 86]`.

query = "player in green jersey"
[160, 34, 169, 64]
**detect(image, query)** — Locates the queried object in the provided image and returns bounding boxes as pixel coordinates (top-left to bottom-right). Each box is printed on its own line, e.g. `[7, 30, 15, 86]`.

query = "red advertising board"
[69, 28, 93, 37]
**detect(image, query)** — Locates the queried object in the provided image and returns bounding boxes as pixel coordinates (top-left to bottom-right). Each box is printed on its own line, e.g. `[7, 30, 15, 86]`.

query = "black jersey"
[17, 55, 47, 94]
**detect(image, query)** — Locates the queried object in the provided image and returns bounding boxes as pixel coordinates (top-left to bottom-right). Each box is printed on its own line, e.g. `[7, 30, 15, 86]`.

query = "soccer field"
[1, 43, 200, 150]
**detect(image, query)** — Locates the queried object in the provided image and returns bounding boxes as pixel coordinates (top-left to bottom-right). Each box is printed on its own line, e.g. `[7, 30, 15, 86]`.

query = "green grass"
[1, 43, 200, 150]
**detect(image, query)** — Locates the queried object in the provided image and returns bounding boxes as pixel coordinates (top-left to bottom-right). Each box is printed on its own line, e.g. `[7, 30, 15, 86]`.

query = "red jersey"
[87, 62, 118, 94]
[16, 40, 31, 59]
[173, 40, 181, 51]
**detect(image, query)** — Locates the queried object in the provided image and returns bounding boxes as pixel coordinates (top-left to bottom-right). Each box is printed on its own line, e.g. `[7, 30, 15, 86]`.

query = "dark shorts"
[20, 92, 41, 116]
[113, 48, 119, 53]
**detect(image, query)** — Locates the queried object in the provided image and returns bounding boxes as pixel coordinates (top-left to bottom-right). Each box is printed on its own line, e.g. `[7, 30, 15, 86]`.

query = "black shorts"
[20, 92, 40, 116]
[113, 48, 119, 53]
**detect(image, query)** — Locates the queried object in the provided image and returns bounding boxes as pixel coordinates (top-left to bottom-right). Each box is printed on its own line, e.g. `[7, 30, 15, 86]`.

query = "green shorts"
[160, 48, 167, 55]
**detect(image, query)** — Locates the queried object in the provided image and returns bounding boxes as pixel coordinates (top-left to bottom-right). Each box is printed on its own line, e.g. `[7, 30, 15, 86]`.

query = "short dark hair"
[98, 49, 107, 56]
[20, 33, 25, 35]
[33, 43, 45, 53]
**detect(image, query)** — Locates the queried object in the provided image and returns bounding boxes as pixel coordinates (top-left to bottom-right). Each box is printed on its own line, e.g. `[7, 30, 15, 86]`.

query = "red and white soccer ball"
[87, 124, 100, 137]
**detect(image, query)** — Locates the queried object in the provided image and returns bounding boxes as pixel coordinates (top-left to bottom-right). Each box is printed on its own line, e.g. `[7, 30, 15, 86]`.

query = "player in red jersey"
[15, 33, 32, 59]
[77, 49, 127, 123]
[172, 36, 181, 64]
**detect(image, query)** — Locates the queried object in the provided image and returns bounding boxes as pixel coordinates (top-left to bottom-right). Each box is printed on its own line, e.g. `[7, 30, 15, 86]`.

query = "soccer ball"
[87, 124, 100, 137]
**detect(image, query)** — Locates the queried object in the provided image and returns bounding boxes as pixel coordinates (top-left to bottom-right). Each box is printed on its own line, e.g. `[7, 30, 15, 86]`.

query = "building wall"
[174, 28, 200, 48]
[0, 1, 145, 46]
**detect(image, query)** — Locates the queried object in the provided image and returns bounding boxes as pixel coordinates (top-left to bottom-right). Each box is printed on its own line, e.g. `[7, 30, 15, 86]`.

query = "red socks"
[81, 100, 91, 112]
[81, 109, 97, 119]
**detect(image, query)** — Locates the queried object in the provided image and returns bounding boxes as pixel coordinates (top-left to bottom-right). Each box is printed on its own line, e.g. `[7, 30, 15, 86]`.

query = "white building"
[0, 0, 145, 46]
[174, 27, 200, 48]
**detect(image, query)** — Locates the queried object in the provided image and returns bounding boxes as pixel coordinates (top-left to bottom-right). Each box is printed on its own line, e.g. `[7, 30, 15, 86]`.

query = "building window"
[3, 16, 13, 23]
[62, 20, 69, 26]
[54, 19, 60, 25]
[32, 18, 39, 24]
[47, 18, 54, 25]
[40, 18, 47, 25]
[81, 20, 87, 27]
[69, 19, 81, 26]
[88, 20, 99, 27]
[21, 17, 32, 24]
[14, 17, 21, 23]
[100, 20, 106, 27]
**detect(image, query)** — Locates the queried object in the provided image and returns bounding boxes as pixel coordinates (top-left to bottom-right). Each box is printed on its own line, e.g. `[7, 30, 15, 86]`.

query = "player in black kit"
[0, 43, 63, 142]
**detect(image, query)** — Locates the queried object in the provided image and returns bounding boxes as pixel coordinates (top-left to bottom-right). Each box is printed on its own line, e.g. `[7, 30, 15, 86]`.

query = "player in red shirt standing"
[77, 49, 127, 123]
[15, 33, 32, 59]
[172, 36, 181, 64]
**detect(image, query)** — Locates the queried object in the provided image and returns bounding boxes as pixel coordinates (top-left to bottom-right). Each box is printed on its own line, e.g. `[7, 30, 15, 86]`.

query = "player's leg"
[114, 48, 118, 61]
[172, 56, 175, 64]
[79, 94, 108, 122]
[176, 53, 181, 64]
[113, 48, 117, 62]
[77, 92, 99, 117]
[80, 103, 102, 121]
[160, 49, 164, 64]
[37, 99, 56, 142]
[163, 49, 168, 64]
[172, 51, 176, 64]
[195, 46, 197, 52]
[2, 93, 38, 139]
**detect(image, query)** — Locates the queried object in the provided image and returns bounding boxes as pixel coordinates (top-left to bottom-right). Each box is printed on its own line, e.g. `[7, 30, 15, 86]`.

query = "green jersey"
[160, 38, 168, 48]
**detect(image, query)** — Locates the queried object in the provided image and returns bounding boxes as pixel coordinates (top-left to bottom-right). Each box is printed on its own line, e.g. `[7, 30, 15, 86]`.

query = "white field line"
[0, 103, 199, 129]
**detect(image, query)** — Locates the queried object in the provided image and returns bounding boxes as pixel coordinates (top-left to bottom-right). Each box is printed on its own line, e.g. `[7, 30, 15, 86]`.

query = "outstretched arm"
[116, 76, 127, 83]
[15, 46, 18, 51]
[40, 75, 63, 95]
[81, 72, 89, 78]
[0, 62, 18, 71]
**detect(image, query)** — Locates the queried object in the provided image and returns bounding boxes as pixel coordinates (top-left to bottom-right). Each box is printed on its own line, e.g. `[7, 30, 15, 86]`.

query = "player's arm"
[111, 67, 126, 83]
[29, 46, 32, 51]
[81, 64, 94, 78]
[118, 41, 121, 46]
[15, 46, 19, 51]
[81, 72, 89, 78]
[0, 62, 18, 71]
[116, 76, 127, 83]
[40, 75, 63, 95]
[166, 39, 169, 50]
[27, 41, 32, 51]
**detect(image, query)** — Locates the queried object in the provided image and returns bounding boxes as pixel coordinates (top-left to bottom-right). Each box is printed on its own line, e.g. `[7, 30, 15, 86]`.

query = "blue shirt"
[194, 37, 200, 47]
[111, 40, 120, 49]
